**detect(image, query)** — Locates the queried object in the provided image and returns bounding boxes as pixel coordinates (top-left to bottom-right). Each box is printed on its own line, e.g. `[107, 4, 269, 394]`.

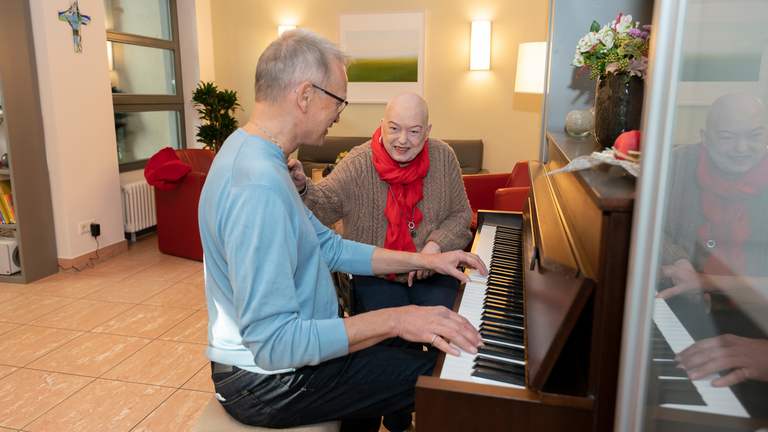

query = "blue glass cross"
[58, 1, 91, 53]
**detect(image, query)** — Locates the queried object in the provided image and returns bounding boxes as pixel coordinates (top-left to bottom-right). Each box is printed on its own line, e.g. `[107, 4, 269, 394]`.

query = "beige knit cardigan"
[302, 138, 473, 282]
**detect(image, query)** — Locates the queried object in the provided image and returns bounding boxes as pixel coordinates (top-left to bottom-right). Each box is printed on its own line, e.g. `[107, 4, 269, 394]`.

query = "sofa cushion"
[297, 136, 486, 177]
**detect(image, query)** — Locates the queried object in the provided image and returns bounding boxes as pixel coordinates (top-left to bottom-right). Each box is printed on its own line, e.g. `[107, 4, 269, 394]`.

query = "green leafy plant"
[191, 81, 241, 153]
[335, 151, 349, 165]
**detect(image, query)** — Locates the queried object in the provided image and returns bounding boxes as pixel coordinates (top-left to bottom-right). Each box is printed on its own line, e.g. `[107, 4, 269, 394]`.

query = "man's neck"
[244, 103, 301, 156]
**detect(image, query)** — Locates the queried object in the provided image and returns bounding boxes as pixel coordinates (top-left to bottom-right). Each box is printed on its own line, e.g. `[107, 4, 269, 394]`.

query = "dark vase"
[594, 73, 644, 148]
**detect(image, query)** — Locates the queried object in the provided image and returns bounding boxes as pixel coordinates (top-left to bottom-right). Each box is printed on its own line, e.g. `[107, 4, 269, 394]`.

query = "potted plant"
[571, 14, 651, 147]
[191, 81, 241, 153]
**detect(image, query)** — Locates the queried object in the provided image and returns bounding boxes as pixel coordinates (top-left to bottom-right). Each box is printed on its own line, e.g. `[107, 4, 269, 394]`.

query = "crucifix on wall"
[58, 1, 91, 53]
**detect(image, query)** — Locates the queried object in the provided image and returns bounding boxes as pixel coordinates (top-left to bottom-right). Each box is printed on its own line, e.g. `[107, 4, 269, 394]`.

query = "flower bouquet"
[571, 14, 651, 81]
[572, 14, 651, 148]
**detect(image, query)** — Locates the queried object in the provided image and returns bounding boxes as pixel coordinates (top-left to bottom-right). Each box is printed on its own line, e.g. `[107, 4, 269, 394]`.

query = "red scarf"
[696, 145, 768, 275]
[371, 127, 430, 254]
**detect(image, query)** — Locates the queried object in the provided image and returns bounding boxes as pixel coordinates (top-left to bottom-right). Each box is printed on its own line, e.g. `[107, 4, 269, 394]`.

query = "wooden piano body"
[416, 132, 636, 431]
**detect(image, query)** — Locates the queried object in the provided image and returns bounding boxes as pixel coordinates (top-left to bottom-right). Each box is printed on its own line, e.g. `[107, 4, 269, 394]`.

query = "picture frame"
[339, 11, 425, 104]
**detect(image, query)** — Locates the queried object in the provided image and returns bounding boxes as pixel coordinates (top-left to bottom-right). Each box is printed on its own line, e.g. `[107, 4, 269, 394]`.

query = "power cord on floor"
[58, 235, 100, 273]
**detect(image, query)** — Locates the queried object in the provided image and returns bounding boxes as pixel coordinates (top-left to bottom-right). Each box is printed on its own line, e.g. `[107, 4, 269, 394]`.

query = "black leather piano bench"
[191, 394, 340, 432]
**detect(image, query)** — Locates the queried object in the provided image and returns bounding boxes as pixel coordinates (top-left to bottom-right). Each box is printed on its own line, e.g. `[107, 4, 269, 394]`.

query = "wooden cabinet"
[0, 1, 59, 283]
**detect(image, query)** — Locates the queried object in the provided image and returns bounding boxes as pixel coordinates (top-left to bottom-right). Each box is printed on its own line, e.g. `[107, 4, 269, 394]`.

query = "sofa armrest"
[494, 187, 529, 212]
[462, 173, 510, 212]
[477, 168, 489, 175]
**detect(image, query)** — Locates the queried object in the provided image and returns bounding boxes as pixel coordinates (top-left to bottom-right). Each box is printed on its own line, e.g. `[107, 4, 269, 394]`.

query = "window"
[105, 0, 185, 172]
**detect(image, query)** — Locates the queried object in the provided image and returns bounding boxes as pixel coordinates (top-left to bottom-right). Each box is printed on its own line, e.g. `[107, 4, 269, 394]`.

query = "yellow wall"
[209, 0, 548, 174]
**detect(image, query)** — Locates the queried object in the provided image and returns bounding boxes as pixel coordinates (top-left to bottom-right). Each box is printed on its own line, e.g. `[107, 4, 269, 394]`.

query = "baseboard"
[58, 239, 128, 271]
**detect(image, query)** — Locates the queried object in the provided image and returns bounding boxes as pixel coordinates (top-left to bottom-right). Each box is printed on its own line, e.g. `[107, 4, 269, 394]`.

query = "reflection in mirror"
[642, 0, 768, 429]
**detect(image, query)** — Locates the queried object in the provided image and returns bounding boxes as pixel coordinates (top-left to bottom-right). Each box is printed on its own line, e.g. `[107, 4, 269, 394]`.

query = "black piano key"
[482, 330, 524, 345]
[480, 322, 524, 336]
[483, 304, 524, 318]
[478, 342, 525, 361]
[653, 361, 688, 378]
[484, 300, 524, 314]
[476, 355, 526, 374]
[658, 379, 706, 406]
[472, 367, 526, 386]
[482, 312, 524, 326]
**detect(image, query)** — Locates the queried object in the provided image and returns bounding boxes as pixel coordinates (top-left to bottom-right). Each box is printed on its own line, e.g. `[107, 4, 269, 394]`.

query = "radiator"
[121, 180, 156, 238]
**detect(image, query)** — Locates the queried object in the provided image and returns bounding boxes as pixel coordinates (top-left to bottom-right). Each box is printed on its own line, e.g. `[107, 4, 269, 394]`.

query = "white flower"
[605, 62, 620, 74]
[611, 14, 635, 34]
[628, 57, 648, 78]
[572, 52, 585, 67]
[577, 32, 599, 53]
[597, 27, 615, 49]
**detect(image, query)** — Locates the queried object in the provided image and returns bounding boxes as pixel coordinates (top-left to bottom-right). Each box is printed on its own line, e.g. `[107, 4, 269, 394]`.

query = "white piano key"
[653, 297, 750, 418]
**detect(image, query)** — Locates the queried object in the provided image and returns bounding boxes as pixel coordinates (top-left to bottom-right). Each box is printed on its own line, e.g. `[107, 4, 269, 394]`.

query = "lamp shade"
[514, 42, 546, 94]
[470, 21, 491, 70]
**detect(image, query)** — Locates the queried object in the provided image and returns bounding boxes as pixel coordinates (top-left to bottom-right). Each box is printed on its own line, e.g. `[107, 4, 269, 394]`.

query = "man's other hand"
[677, 334, 768, 386]
[396, 305, 482, 356]
[286, 158, 307, 190]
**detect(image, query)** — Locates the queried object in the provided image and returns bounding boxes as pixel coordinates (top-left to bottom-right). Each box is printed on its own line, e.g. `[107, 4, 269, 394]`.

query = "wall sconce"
[470, 21, 491, 70]
[514, 42, 546, 94]
[278, 26, 296, 36]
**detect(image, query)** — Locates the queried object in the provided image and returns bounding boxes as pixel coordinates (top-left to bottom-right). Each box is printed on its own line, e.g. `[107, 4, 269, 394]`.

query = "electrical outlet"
[79, 220, 95, 235]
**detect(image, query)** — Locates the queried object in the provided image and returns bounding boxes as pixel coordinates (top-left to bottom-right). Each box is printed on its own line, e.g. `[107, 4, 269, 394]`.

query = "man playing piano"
[656, 93, 768, 390]
[286, 92, 471, 323]
[198, 28, 486, 432]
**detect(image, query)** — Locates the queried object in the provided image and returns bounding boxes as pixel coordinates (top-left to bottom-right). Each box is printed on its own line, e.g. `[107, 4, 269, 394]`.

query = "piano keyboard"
[652, 297, 749, 418]
[441, 225, 526, 389]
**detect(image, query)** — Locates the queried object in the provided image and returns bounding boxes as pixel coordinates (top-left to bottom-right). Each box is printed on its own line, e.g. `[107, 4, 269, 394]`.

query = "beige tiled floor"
[0, 234, 211, 431]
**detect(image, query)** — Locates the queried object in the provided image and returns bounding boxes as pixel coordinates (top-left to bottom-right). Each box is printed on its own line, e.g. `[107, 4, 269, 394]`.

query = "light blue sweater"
[199, 129, 376, 374]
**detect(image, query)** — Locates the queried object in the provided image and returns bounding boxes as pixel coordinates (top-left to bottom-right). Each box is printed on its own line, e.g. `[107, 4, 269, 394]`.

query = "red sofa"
[154, 149, 215, 261]
[462, 160, 531, 231]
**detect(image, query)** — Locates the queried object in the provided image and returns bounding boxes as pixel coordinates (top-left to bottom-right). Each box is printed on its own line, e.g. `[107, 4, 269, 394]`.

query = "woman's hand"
[408, 241, 442, 286]
[657, 259, 709, 300]
[421, 250, 487, 284]
[286, 158, 307, 190]
[677, 334, 768, 386]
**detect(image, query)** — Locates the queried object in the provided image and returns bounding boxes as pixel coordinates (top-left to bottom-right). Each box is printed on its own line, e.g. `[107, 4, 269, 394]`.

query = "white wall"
[29, 0, 124, 259]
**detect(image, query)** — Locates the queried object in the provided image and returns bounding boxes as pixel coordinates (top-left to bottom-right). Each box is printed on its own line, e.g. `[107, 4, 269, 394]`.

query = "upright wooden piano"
[415, 132, 636, 431]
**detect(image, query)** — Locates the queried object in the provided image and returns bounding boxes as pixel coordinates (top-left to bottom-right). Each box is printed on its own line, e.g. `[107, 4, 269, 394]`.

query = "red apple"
[614, 130, 641, 160]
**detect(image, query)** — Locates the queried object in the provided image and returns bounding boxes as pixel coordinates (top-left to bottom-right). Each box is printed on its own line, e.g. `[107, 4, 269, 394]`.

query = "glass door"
[616, 0, 768, 430]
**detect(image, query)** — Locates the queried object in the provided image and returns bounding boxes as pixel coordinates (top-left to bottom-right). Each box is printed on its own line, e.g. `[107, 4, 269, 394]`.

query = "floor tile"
[159, 310, 208, 344]
[131, 389, 211, 432]
[0, 323, 18, 336]
[102, 340, 208, 387]
[129, 257, 202, 282]
[143, 282, 206, 309]
[120, 244, 173, 264]
[181, 270, 204, 285]
[29, 300, 133, 331]
[0, 295, 74, 324]
[0, 281, 44, 294]
[30, 275, 121, 299]
[0, 326, 82, 367]
[91, 305, 194, 338]
[27, 333, 151, 377]
[181, 365, 214, 393]
[0, 369, 93, 429]
[24, 379, 173, 432]
[0, 365, 17, 380]
[85, 278, 174, 304]
[0, 291, 22, 304]
[77, 256, 155, 279]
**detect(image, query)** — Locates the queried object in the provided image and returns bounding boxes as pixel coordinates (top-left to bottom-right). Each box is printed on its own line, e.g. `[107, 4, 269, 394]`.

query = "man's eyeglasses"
[312, 84, 348, 115]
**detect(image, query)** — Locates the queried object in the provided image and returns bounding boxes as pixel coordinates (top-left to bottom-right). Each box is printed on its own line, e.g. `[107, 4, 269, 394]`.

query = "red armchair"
[462, 160, 532, 230]
[154, 149, 215, 261]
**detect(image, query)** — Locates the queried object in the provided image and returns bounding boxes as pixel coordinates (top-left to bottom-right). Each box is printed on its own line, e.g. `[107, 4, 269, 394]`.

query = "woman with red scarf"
[289, 92, 472, 318]
[658, 93, 768, 389]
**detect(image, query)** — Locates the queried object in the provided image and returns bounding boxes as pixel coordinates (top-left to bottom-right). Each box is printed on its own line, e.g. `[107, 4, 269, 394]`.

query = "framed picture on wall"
[339, 11, 425, 104]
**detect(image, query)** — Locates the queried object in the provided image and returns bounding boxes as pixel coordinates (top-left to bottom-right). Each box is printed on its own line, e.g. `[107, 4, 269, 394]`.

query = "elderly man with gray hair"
[198, 28, 486, 432]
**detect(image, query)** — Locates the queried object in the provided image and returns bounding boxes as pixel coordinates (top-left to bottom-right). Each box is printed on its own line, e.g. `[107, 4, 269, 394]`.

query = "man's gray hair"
[254, 28, 352, 104]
